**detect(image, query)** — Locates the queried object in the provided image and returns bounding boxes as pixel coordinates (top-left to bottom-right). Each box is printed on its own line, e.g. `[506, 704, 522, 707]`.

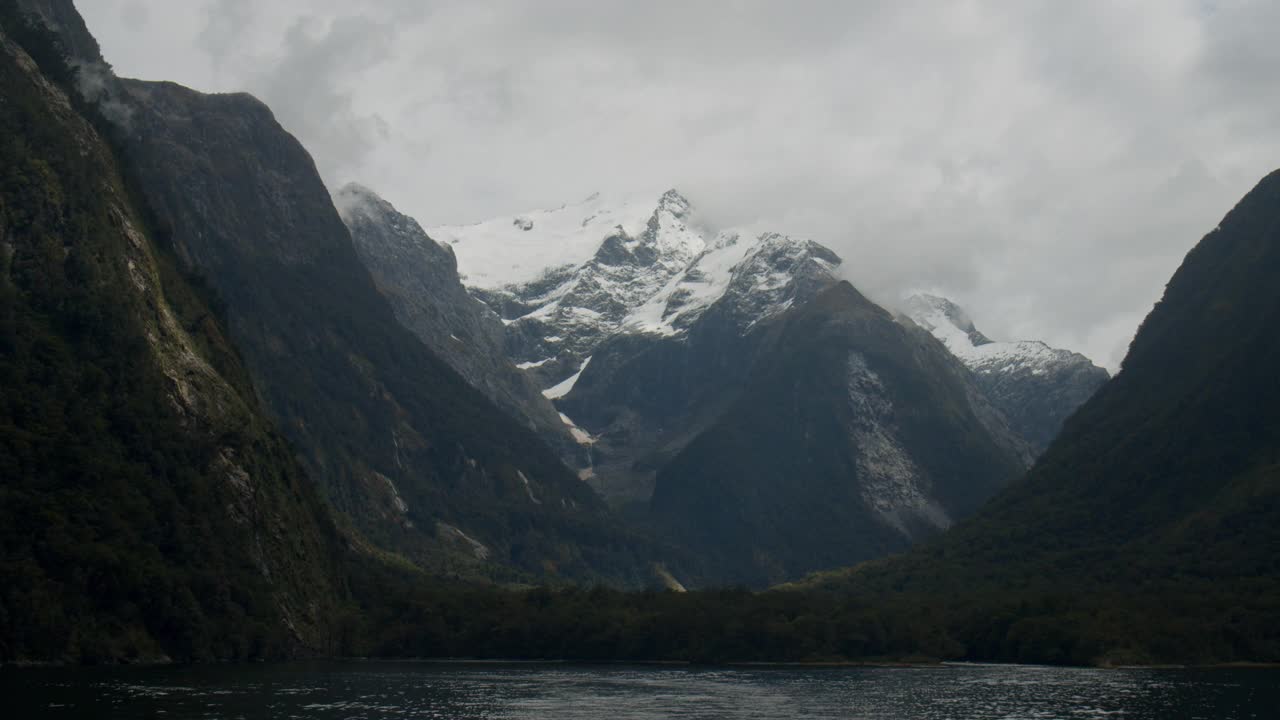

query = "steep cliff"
[334, 183, 579, 461]
[107, 77, 654, 582]
[0, 16, 344, 663]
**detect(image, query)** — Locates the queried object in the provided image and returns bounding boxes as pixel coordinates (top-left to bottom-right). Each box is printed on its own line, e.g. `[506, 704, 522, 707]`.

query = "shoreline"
[6, 656, 1279, 672]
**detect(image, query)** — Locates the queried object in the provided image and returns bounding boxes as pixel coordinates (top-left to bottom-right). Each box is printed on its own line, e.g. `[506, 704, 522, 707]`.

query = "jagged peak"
[902, 293, 1107, 376]
[657, 188, 693, 219]
[903, 293, 982, 337]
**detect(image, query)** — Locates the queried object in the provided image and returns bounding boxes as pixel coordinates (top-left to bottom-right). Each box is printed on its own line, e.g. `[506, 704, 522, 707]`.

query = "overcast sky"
[81, 0, 1280, 370]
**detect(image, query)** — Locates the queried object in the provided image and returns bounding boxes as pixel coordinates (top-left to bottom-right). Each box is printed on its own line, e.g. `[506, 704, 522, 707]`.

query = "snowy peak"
[901, 293, 1111, 454]
[623, 231, 842, 337]
[430, 191, 663, 290]
[435, 189, 843, 395]
[902, 294, 993, 350]
[902, 293, 1095, 374]
[656, 188, 693, 220]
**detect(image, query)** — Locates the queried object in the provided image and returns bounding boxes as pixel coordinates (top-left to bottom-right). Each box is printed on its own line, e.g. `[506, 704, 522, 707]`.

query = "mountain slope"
[902, 294, 1109, 454]
[0, 27, 660, 584]
[812, 169, 1280, 665]
[649, 282, 1029, 586]
[559, 230, 852, 506]
[334, 183, 579, 461]
[0, 16, 344, 663]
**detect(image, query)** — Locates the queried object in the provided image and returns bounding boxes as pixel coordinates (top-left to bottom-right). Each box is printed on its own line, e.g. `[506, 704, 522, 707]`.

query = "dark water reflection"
[3, 661, 1275, 719]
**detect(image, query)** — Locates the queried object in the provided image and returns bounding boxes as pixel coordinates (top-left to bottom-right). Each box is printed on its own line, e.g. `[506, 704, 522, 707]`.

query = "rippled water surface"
[3, 661, 1275, 719]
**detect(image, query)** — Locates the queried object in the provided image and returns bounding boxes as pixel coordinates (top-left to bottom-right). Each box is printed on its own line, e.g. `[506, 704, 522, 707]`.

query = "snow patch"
[543, 356, 592, 399]
[430, 192, 660, 289]
[558, 412, 597, 445]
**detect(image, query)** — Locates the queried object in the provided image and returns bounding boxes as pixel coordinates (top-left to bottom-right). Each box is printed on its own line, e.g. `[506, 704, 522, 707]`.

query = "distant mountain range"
[346, 186, 1106, 584]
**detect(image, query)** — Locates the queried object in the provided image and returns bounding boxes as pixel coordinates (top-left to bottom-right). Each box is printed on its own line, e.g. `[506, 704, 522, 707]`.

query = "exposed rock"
[649, 283, 1030, 586]
[335, 183, 580, 461]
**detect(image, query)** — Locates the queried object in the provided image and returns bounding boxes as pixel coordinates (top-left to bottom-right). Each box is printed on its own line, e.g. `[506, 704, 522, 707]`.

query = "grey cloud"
[81, 0, 1280, 370]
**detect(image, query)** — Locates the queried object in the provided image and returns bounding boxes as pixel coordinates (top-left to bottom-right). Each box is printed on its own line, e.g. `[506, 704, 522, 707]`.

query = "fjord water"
[4, 662, 1274, 719]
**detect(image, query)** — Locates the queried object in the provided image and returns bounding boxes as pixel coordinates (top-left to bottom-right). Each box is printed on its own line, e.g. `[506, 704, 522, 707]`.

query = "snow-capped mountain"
[430, 190, 852, 504]
[902, 294, 1110, 453]
[349, 187, 1031, 586]
[432, 191, 844, 392]
[623, 230, 843, 337]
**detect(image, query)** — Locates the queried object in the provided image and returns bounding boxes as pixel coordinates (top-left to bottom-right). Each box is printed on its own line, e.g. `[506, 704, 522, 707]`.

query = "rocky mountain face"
[47, 40, 656, 583]
[650, 283, 1030, 585]
[559, 228, 851, 507]
[0, 16, 345, 662]
[334, 184, 580, 462]
[902, 294, 1110, 454]
[11, 0, 99, 65]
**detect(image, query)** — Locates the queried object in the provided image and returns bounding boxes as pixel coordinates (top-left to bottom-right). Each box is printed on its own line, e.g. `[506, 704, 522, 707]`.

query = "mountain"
[0, 12, 345, 662]
[649, 282, 1030, 586]
[333, 183, 581, 463]
[430, 190, 710, 389]
[437, 190, 884, 506]
[431, 191, 1030, 584]
[106, 79, 659, 582]
[902, 294, 1110, 453]
[559, 229, 856, 506]
[0, 2, 666, 585]
[8, 0, 99, 65]
[810, 169, 1280, 665]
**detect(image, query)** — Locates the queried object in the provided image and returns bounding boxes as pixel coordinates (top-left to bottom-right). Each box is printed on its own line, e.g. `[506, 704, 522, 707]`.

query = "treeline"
[341, 560, 1280, 668]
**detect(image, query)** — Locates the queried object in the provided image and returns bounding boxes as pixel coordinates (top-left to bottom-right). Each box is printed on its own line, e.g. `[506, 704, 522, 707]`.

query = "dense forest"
[0, 7, 348, 662]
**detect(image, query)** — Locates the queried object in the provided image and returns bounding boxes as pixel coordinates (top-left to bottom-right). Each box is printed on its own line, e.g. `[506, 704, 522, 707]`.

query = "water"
[2, 661, 1275, 719]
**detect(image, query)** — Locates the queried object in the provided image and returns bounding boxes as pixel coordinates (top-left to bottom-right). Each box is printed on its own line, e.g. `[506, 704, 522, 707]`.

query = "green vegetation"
[0, 12, 344, 664]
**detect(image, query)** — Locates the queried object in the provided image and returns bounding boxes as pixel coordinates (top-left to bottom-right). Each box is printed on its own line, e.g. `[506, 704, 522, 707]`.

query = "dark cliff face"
[14, 0, 101, 65]
[107, 77, 653, 583]
[648, 283, 1029, 586]
[968, 355, 1110, 453]
[0, 23, 344, 662]
[334, 183, 581, 463]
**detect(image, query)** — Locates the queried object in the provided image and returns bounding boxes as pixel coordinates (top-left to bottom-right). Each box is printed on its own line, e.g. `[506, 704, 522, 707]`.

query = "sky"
[80, 0, 1280, 370]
